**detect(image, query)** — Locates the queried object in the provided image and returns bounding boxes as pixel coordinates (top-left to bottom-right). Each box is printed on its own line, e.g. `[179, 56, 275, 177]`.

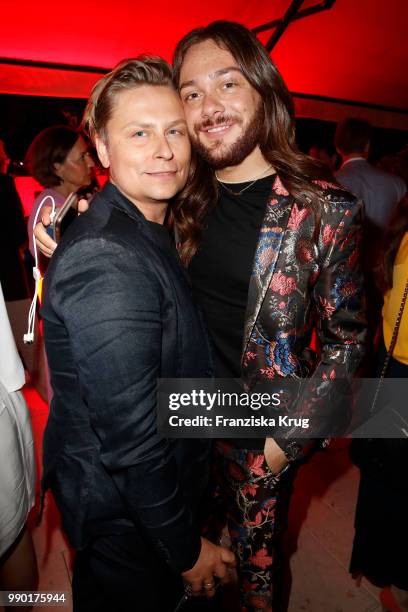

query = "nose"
[201, 92, 225, 119]
[154, 135, 174, 160]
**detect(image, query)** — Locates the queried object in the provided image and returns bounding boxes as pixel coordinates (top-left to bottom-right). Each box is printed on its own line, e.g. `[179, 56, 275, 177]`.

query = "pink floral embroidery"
[322, 224, 335, 246]
[312, 179, 339, 190]
[319, 297, 336, 318]
[272, 175, 289, 196]
[278, 301, 285, 309]
[247, 453, 265, 476]
[270, 270, 296, 295]
[249, 547, 273, 569]
[244, 351, 257, 363]
[268, 197, 279, 206]
[244, 511, 263, 526]
[261, 498, 276, 514]
[296, 239, 314, 263]
[242, 483, 258, 497]
[243, 579, 258, 592]
[322, 369, 336, 381]
[259, 367, 275, 379]
[287, 202, 309, 231]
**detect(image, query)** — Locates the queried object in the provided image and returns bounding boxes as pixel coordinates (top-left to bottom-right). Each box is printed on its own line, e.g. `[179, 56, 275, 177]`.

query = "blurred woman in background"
[0, 282, 37, 612]
[25, 126, 95, 259]
[350, 194, 408, 611]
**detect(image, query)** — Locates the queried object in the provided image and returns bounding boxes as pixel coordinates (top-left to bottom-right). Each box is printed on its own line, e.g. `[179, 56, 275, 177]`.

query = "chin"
[149, 186, 180, 200]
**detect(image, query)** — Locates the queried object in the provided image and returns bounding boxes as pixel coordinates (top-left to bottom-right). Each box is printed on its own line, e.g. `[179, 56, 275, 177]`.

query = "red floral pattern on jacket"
[242, 174, 366, 451]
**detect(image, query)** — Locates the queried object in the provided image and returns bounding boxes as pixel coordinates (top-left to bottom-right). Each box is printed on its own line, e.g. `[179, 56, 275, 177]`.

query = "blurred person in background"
[0, 138, 28, 304]
[335, 118, 407, 364]
[25, 126, 95, 262]
[335, 118, 406, 229]
[377, 147, 408, 189]
[350, 194, 408, 611]
[308, 142, 339, 172]
[0, 139, 48, 401]
[0, 282, 37, 612]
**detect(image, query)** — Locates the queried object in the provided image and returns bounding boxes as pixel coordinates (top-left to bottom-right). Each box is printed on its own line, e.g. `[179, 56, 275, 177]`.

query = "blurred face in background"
[95, 84, 191, 223]
[54, 136, 95, 194]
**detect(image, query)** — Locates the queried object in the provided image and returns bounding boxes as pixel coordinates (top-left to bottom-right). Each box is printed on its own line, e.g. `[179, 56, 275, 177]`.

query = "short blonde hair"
[82, 56, 174, 143]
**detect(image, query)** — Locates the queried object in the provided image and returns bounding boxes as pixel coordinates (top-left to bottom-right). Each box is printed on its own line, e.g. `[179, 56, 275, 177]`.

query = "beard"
[190, 100, 264, 170]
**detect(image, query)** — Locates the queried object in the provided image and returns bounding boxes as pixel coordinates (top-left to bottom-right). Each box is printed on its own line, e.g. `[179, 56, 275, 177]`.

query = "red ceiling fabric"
[1, 0, 407, 114]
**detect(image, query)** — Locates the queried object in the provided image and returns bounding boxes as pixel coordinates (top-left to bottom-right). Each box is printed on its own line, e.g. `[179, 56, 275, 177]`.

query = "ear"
[95, 135, 110, 169]
[53, 162, 62, 178]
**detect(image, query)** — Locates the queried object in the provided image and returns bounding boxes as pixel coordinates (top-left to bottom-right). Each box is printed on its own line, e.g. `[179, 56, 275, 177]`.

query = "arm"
[49, 238, 200, 572]
[274, 200, 367, 458]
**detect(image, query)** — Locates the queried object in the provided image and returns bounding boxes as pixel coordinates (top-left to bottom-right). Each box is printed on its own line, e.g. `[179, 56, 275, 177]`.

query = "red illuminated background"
[0, 0, 407, 117]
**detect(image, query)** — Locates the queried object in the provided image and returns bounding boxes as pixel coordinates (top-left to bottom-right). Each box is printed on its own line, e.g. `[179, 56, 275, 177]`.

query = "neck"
[112, 180, 168, 224]
[139, 202, 167, 224]
[54, 184, 73, 198]
[215, 146, 274, 182]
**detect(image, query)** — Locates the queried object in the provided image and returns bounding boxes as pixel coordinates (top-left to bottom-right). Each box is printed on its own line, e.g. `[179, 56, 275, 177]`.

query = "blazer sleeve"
[49, 237, 201, 573]
[276, 199, 367, 453]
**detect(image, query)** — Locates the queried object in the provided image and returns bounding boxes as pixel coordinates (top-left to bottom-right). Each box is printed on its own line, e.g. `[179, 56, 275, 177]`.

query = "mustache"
[194, 114, 242, 132]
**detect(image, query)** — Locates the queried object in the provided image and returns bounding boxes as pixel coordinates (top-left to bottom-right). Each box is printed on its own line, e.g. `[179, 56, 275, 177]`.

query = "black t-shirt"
[189, 175, 276, 449]
[189, 174, 275, 376]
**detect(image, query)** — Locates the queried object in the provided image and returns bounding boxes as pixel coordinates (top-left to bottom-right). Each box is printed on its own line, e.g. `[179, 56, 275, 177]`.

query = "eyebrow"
[179, 66, 242, 91]
[123, 119, 187, 129]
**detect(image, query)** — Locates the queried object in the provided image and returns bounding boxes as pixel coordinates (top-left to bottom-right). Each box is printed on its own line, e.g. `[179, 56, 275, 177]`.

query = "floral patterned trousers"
[201, 440, 294, 612]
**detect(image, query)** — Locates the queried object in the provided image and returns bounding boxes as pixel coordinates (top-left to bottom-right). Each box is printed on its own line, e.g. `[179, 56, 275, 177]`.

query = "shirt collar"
[341, 157, 367, 169]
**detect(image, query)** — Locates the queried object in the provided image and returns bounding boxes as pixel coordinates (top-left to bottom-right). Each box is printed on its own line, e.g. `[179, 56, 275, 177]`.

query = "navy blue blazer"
[41, 182, 212, 573]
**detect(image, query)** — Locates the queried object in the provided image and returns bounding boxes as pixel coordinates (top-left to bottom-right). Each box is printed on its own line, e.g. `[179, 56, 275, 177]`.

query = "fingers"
[40, 205, 53, 225]
[34, 222, 57, 258]
[77, 198, 90, 213]
[188, 578, 204, 596]
[186, 578, 216, 598]
[220, 547, 237, 567]
[201, 577, 216, 598]
[214, 562, 229, 585]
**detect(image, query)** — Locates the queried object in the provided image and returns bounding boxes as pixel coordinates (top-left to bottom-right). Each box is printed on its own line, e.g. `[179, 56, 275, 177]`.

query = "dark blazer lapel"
[242, 175, 294, 355]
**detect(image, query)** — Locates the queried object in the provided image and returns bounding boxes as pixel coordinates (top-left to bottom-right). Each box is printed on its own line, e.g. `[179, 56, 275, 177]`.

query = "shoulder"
[312, 179, 361, 214]
[49, 196, 150, 274]
[33, 188, 63, 208]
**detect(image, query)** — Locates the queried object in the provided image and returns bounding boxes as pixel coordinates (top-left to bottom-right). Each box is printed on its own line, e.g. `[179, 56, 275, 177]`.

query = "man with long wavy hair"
[172, 21, 366, 610]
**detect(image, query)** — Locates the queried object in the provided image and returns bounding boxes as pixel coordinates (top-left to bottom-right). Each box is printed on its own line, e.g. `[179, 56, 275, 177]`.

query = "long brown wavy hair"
[173, 20, 336, 264]
[375, 194, 408, 294]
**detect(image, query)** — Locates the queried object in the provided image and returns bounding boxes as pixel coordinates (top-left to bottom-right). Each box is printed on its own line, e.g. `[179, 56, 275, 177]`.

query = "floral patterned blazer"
[242, 175, 366, 457]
